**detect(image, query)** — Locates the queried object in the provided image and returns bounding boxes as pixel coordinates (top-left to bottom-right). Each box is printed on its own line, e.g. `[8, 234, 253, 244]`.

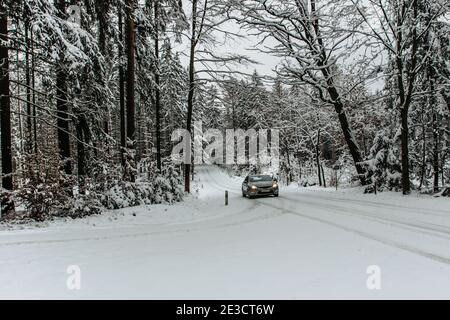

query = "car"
[242, 174, 279, 198]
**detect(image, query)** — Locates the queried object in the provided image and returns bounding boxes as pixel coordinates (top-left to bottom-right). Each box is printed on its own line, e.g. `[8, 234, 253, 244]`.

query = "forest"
[0, 0, 449, 221]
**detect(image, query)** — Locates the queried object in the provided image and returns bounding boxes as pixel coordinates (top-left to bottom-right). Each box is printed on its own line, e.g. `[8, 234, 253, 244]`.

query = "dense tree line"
[0, 0, 448, 220]
[0, 0, 189, 219]
[225, 0, 449, 194]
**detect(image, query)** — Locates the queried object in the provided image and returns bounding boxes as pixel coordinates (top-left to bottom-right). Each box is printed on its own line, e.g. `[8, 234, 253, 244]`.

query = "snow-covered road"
[1, 165, 449, 299]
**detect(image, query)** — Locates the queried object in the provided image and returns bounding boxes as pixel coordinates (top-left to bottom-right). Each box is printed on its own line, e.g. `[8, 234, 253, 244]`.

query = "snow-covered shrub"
[68, 190, 103, 218]
[14, 173, 102, 220]
[363, 131, 402, 192]
[10, 159, 184, 221]
[16, 175, 75, 221]
[0, 189, 15, 219]
[99, 160, 183, 210]
[157, 163, 184, 202]
[298, 176, 317, 187]
[102, 181, 150, 209]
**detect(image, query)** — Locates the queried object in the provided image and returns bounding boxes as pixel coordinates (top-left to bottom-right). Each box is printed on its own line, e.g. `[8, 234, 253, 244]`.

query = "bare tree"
[183, 0, 253, 192]
[227, 0, 372, 186]
[350, 0, 449, 194]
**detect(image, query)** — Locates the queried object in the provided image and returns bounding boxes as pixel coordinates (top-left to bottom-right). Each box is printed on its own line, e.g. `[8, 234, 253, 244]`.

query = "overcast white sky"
[174, 0, 386, 92]
[173, 1, 281, 85]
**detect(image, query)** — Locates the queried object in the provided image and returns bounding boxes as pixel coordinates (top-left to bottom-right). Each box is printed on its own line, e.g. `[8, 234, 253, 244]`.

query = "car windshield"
[249, 175, 273, 182]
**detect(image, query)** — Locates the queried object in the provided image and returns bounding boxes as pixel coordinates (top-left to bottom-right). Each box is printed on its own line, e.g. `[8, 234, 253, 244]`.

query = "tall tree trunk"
[185, 0, 198, 193]
[15, 19, 24, 182]
[321, 163, 326, 188]
[418, 106, 426, 190]
[76, 120, 86, 178]
[56, 0, 72, 175]
[77, 115, 90, 180]
[400, 107, 411, 194]
[95, 0, 110, 137]
[432, 113, 440, 193]
[425, 5, 440, 194]
[426, 64, 439, 194]
[118, 5, 126, 167]
[284, 138, 292, 185]
[441, 151, 446, 188]
[125, 0, 136, 182]
[154, 0, 162, 171]
[136, 93, 142, 163]
[0, 6, 13, 191]
[31, 27, 38, 159]
[25, 12, 33, 160]
[315, 130, 322, 186]
[396, 0, 419, 195]
[396, 29, 409, 195]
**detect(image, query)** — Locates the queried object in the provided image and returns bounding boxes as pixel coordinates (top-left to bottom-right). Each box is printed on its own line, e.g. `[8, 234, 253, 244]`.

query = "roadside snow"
[0, 165, 449, 299]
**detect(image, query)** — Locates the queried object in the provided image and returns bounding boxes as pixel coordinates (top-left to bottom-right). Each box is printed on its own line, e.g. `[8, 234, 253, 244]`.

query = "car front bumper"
[249, 187, 278, 196]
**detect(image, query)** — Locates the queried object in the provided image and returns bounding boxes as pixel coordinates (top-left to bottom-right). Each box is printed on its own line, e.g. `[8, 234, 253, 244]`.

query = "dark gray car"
[242, 174, 279, 198]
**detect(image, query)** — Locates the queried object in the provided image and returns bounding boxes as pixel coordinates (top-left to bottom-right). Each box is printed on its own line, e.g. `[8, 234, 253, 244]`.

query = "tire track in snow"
[298, 191, 450, 217]
[261, 200, 450, 266]
[0, 209, 283, 248]
[281, 194, 450, 239]
[0, 166, 272, 248]
[203, 166, 450, 266]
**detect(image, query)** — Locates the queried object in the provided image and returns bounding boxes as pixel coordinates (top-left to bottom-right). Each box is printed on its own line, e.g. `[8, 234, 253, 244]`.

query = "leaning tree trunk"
[324, 82, 369, 186]
[310, 0, 369, 186]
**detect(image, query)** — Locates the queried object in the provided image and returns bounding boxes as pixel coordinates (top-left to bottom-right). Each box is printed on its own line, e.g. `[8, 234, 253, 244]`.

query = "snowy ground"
[1, 165, 449, 299]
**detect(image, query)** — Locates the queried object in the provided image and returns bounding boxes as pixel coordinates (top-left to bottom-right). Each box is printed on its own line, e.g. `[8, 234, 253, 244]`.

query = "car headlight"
[272, 183, 278, 188]
[251, 185, 257, 190]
